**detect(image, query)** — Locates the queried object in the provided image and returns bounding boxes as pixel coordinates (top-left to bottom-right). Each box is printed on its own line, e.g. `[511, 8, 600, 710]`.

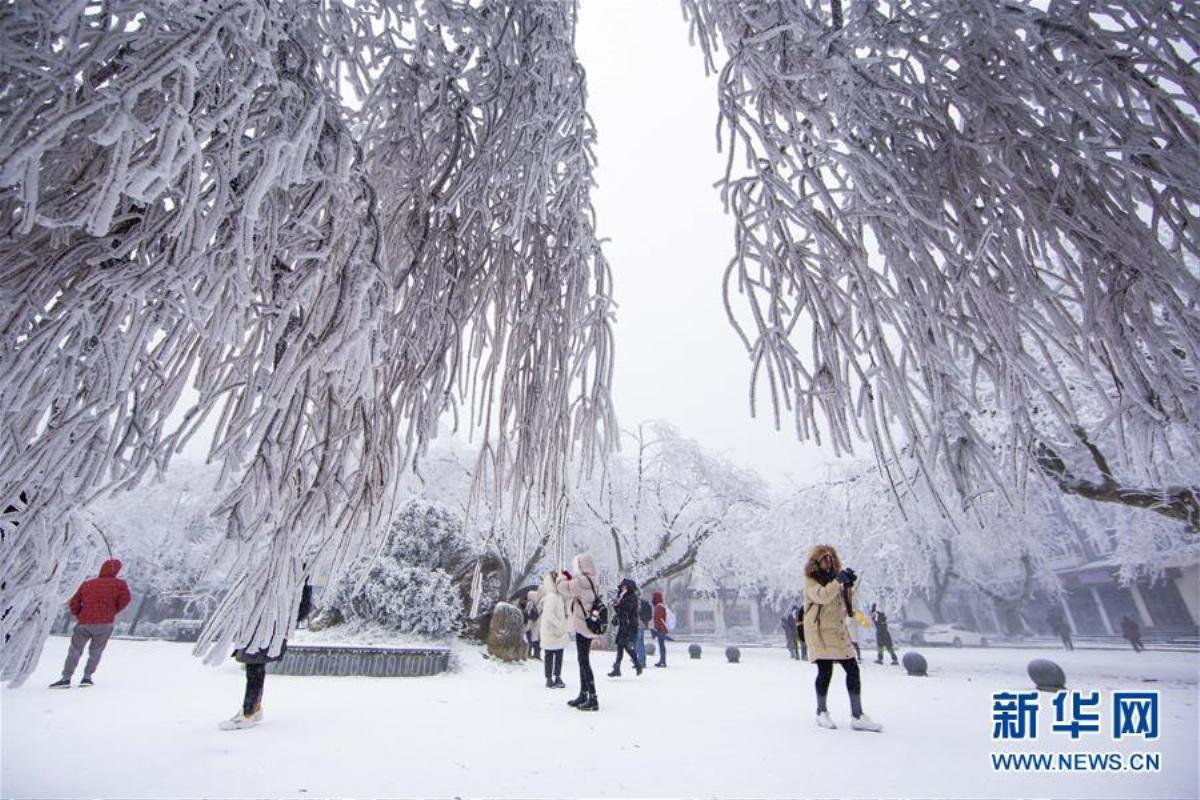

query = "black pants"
[242, 663, 266, 716]
[544, 648, 564, 680]
[814, 657, 863, 717]
[613, 636, 640, 670]
[876, 642, 898, 663]
[1060, 632, 1074, 651]
[576, 634, 596, 695]
[1128, 637, 1144, 652]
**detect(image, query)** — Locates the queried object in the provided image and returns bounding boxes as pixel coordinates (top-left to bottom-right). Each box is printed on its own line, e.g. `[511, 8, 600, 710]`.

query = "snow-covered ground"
[3, 636, 1196, 799]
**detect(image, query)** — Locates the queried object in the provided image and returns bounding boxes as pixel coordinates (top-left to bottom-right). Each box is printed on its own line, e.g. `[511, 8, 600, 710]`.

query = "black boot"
[567, 692, 587, 707]
[546, 678, 555, 688]
[578, 692, 599, 711]
[607, 666, 621, 678]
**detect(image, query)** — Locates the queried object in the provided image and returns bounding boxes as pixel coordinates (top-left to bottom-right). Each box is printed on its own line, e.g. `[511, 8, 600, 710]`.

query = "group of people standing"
[518, 554, 672, 712]
[782, 591, 898, 667]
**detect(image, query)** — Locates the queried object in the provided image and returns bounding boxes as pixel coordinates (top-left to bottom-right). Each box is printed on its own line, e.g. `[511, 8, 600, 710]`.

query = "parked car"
[898, 619, 929, 644]
[922, 623, 989, 648]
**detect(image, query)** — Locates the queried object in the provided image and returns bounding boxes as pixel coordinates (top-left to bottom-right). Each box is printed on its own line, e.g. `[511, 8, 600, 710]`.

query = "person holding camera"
[803, 544, 883, 732]
[557, 553, 603, 711]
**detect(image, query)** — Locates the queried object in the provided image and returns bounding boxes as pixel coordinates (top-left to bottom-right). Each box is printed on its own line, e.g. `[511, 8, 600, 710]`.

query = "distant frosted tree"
[682, 0, 1200, 527]
[569, 422, 770, 584]
[0, 1, 615, 685]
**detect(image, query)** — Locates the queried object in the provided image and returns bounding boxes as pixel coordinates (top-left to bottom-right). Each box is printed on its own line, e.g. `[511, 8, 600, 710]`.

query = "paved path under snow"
[3, 637, 1196, 798]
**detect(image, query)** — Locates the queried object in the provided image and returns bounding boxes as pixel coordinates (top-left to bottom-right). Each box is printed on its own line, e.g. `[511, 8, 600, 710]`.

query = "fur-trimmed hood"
[804, 544, 841, 581]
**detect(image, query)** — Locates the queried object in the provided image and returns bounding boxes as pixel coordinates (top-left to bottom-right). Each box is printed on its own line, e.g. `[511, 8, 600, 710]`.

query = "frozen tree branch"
[680, 0, 1200, 522]
[1034, 438, 1200, 532]
[0, 0, 615, 685]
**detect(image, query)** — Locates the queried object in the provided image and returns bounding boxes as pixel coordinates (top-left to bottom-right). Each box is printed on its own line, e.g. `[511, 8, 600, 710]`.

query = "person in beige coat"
[803, 544, 882, 732]
[538, 571, 570, 689]
[557, 553, 602, 711]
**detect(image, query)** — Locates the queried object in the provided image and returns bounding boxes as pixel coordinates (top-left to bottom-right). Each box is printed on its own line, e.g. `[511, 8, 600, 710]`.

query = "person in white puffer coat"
[538, 571, 570, 689]
[557, 553, 602, 711]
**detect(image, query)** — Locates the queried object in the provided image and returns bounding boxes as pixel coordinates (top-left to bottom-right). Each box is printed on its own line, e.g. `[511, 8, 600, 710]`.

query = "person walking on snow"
[538, 571, 570, 688]
[1047, 606, 1074, 651]
[609, 578, 643, 676]
[49, 559, 131, 688]
[220, 579, 313, 730]
[1120, 614, 1144, 652]
[804, 544, 882, 732]
[651, 590, 669, 667]
[636, 593, 652, 668]
[781, 608, 800, 659]
[558, 553, 603, 711]
[870, 604, 899, 665]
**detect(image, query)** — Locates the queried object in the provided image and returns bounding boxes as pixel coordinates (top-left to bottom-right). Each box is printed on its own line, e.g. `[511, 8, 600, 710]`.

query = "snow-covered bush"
[385, 501, 469, 573]
[327, 500, 469, 638]
[352, 562, 460, 638]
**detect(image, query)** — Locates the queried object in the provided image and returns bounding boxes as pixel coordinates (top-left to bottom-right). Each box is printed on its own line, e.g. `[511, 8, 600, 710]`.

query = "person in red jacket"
[49, 559, 131, 688]
[651, 591, 669, 667]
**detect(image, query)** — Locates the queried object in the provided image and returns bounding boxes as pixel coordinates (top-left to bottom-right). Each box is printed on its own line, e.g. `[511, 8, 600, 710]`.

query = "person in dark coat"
[1120, 615, 1144, 652]
[635, 595, 652, 668]
[1048, 606, 1073, 651]
[49, 559, 132, 688]
[781, 608, 800, 659]
[220, 580, 313, 730]
[608, 578, 643, 676]
[797, 604, 808, 661]
[870, 603, 899, 665]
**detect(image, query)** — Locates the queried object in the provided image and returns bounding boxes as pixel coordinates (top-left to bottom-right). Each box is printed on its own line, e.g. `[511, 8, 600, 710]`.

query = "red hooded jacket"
[652, 591, 668, 635]
[68, 559, 132, 625]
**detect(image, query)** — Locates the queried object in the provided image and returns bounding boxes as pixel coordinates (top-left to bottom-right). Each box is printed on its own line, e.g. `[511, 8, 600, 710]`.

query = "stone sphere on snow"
[1027, 658, 1067, 692]
[688, 643, 702, 659]
[725, 646, 740, 663]
[486, 602, 527, 662]
[902, 651, 927, 676]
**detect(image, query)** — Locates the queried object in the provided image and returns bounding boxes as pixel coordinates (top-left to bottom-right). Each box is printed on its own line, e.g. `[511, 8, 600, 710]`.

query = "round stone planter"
[725, 646, 741, 663]
[688, 643, 702, 659]
[902, 651, 927, 676]
[1027, 658, 1067, 692]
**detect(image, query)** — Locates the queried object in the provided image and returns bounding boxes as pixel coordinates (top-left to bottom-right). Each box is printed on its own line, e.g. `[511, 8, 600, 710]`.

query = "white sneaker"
[816, 711, 837, 729]
[218, 707, 262, 731]
[851, 714, 883, 732]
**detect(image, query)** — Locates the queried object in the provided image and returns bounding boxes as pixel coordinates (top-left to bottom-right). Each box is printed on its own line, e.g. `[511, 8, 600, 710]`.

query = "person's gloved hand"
[561, 569, 573, 580]
[836, 567, 857, 586]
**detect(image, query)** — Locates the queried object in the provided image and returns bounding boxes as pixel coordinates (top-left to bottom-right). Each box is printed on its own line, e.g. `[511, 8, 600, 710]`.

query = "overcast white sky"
[575, 0, 831, 485]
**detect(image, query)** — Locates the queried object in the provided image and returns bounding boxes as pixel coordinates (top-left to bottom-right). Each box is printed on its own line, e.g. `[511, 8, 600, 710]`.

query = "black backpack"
[581, 576, 609, 635]
[638, 598, 653, 625]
